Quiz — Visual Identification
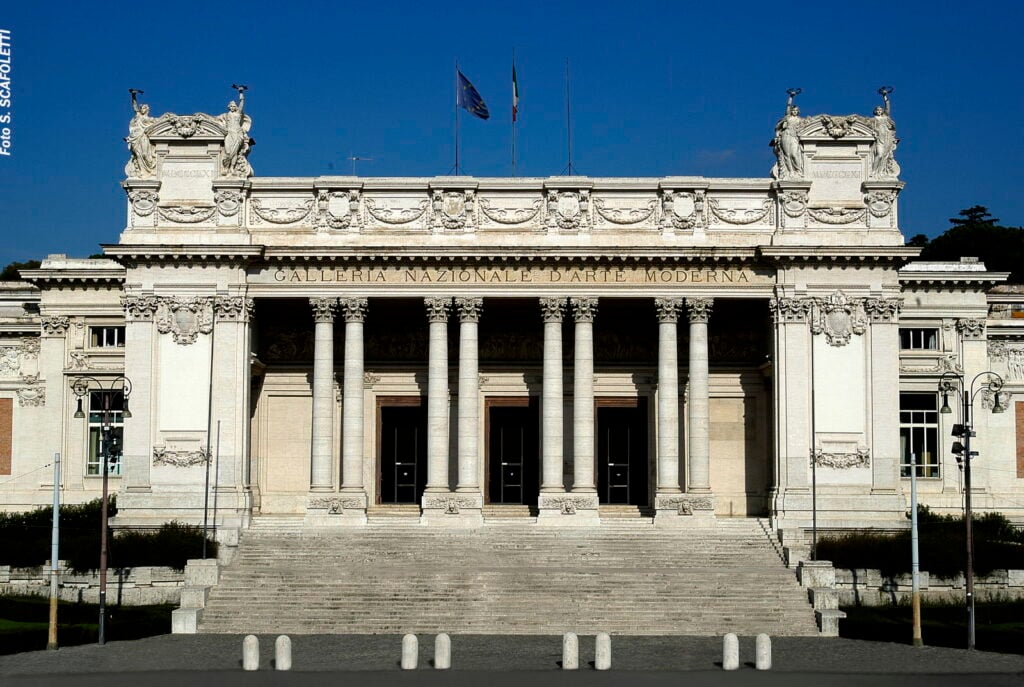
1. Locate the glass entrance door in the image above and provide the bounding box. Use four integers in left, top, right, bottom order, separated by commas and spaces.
597, 398, 649, 505
487, 400, 539, 504
379, 403, 427, 504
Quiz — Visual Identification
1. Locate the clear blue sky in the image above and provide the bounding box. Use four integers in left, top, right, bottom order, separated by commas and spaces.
1, 0, 1022, 265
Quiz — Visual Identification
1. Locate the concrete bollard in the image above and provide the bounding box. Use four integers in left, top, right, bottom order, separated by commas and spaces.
722, 633, 739, 671
434, 633, 451, 670
595, 633, 611, 670
562, 632, 579, 670
401, 634, 418, 670
755, 633, 771, 670
275, 635, 292, 671
242, 634, 259, 671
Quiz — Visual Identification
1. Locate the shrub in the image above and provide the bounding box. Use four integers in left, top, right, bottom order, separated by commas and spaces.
816, 509, 1024, 578
0, 501, 216, 572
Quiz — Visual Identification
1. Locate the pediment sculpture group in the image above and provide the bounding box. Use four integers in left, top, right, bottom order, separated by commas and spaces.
771, 86, 899, 181
125, 85, 253, 179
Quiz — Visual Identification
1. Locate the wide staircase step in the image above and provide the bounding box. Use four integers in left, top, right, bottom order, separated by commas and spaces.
198, 518, 818, 636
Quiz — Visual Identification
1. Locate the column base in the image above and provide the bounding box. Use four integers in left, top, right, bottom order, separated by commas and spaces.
421, 492, 483, 527
536, 492, 600, 525
654, 492, 717, 527
304, 492, 367, 526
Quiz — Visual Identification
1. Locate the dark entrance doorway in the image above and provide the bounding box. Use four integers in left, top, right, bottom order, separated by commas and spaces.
597, 398, 649, 506
486, 398, 539, 505
378, 398, 427, 504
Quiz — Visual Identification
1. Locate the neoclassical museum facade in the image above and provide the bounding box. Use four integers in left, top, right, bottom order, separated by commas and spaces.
1, 92, 1022, 531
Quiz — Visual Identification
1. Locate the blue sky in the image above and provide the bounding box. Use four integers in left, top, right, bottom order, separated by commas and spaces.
0, 0, 1021, 264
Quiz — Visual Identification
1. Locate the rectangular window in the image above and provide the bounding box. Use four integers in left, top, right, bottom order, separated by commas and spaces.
899, 328, 939, 350
90, 326, 126, 348
900, 392, 939, 478
87, 391, 123, 476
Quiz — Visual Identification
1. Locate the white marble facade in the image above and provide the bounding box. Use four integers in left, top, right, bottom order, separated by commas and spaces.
1, 91, 1022, 532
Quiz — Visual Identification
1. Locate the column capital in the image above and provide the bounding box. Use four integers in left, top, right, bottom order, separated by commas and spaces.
425, 297, 452, 323
122, 295, 159, 322
570, 296, 598, 323
655, 297, 684, 323
539, 297, 567, 323
686, 297, 713, 324
455, 297, 483, 323
213, 296, 255, 322
769, 296, 813, 324
339, 297, 369, 323
309, 297, 338, 323
864, 297, 902, 323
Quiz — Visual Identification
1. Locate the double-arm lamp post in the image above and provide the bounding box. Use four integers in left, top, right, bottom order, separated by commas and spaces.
70, 375, 132, 646
938, 370, 1005, 651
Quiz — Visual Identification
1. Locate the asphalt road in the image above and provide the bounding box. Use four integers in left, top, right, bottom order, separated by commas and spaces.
2, 635, 1023, 687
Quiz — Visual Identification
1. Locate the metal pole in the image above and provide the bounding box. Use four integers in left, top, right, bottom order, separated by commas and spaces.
963, 389, 975, 651
910, 453, 922, 647
212, 421, 221, 542
47, 452, 60, 650
98, 396, 110, 645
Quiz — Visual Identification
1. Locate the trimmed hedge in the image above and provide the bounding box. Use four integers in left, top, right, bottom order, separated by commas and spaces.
0, 499, 216, 572
816, 508, 1024, 578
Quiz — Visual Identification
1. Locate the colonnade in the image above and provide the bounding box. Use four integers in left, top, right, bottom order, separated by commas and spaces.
305, 296, 714, 510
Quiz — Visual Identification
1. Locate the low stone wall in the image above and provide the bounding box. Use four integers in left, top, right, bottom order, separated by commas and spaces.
836, 568, 1024, 606
0, 564, 185, 605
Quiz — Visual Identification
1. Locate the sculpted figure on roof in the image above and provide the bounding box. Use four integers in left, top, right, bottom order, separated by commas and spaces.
218, 84, 253, 178
125, 89, 157, 178
869, 86, 899, 179
771, 88, 805, 180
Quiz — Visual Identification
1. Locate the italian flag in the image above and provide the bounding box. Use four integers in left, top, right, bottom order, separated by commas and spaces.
512, 64, 519, 122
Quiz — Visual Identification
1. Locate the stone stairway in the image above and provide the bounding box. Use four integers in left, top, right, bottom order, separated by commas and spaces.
198, 518, 819, 636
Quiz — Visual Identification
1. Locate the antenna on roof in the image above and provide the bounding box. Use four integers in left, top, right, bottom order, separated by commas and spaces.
348, 154, 374, 176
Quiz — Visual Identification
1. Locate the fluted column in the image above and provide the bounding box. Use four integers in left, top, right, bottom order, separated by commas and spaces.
309, 297, 338, 491
339, 298, 367, 494
571, 297, 598, 493
686, 297, 713, 494
424, 297, 451, 493
455, 297, 482, 493
656, 298, 683, 493
540, 298, 567, 492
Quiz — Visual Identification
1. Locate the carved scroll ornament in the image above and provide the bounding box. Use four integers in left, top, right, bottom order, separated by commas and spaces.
812, 449, 871, 469
153, 446, 209, 467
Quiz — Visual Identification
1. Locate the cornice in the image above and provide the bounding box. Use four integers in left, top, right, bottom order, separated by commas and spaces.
101, 244, 265, 265
259, 246, 761, 263
758, 246, 921, 264
20, 269, 126, 285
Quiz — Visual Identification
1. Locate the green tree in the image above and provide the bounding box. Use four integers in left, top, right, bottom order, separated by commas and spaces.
0, 260, 41, 281
919, 206, 1024, 283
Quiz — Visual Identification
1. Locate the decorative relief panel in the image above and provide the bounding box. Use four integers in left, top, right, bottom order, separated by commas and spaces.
422, 496, 479, 514
989, 341, 1024, 381
365, 197, 429, 226
314, 190, 359, 231
900, 354, 963, 375
707, 197, 772, 225
779, 190, 808, 218
431, 190, 474, 231
129, 189, 159, 217
155, 297, 214, 345
660, 190, 701, 230
16, 383, 45, 407
654, 496, 715, 515
810, 291, 867, 347
592, 196, 657, 227
812, 449, 871, 469
478, 197, 542, 226
250, 198, 314, 225
308, 496, 364, 513
214, 189, 244, 217
152, 446, 209, 467
156, 205, 217, 224
0, 346, 20, 377
807, 207, 867, 225
546, 190, 590, 231
956, 319, 985, 341
539, 495, 598, 514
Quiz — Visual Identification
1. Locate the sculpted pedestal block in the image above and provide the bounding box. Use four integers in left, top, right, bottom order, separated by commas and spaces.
420, 492, 483, 527
303, 492, 368, 526
536, 492, 600, 526
654, 494, 717, 528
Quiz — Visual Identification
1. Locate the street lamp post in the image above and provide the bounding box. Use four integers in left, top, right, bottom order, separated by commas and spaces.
70, 375, 132, 646
938, 370, 1005, 651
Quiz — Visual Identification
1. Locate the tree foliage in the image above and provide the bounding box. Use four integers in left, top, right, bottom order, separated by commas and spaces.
0, 260, 41, 281
910, 206, 1024, 283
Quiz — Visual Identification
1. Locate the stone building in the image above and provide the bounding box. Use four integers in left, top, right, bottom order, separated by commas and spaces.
1, 91, 1022, 534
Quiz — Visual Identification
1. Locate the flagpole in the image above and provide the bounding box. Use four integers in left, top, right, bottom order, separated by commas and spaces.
454, 60, 460, 176
564, 57, 575, 175
511, 49, 517, 176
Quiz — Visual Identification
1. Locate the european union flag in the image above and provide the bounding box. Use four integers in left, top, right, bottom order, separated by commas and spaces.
457, 70, 490, 120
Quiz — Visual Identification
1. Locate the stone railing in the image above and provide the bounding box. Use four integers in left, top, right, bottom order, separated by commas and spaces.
836, 568, 1024, 606
0, 564, 184, 605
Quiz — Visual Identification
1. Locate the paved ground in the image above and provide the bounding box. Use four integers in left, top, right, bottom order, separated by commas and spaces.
2, 635, 1024, 686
